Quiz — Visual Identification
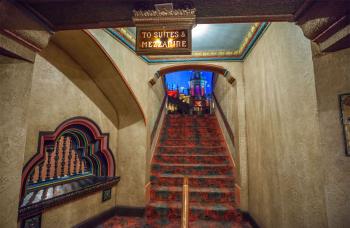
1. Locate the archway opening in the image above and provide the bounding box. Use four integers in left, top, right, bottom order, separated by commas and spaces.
164, 70, 215, 115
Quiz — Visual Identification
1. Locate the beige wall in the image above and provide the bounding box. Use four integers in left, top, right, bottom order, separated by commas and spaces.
25, 53, 118, 227
90, 30, 166, 187
243, 22, 327, 228
312, 46, 350, 228
0, 56, 34, 228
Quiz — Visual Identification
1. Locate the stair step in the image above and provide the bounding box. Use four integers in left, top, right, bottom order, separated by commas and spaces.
151, 163, 233, 176
157, 146, 227, 155
146, 201, 239, 221
150, 186, 235, 203
154, 154, 229, 164
150, 174, 235, 188
159, 139, 223, 147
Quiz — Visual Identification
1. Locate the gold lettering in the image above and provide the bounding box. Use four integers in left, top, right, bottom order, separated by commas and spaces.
182, 41, 187, 48
141, 41, 148, 48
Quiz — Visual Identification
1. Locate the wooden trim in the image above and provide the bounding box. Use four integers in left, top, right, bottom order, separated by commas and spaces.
72, 206, 117, 228
312, 16, 349, 43
213, 94, 235, 146
115, 206, 145, 217
242, 211, 260, 228
73, 206, 145, 228
0, 29, 42, 52
18, 1, 55, 32
0, 47, 30, 62
293, 0, 316, 21
151, 95, 167, 143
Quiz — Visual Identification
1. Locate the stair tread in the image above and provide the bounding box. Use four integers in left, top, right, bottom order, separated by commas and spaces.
157, 145, 226, 148
152, 174, 234, 178
152, 186, 234, 193
156, 154, 227, 157
153, 163, 230, 167
148, 201, 237, 210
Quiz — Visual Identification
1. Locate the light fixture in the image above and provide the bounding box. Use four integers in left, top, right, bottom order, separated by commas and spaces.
192, 24, 208, 38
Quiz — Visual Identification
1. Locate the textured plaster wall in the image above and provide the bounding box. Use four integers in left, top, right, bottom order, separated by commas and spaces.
243, 22, 327, 228
24, 53, 118, 227
90, 30, 166, 196
312, 46, 350, 228
0, 56, 34, 228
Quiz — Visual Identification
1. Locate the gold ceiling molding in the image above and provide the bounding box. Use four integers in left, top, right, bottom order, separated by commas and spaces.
132, 8, 196, 27
133, 9, 196, 17
111, 22, 265, 60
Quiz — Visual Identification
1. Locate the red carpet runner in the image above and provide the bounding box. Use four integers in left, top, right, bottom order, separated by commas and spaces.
145, 114, 247, 227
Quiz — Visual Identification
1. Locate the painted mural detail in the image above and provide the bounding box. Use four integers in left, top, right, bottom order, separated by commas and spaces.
340, 93, 350, 155
19, 117, 118, 220
28, 136, 89, 186
165, 70, 213, 114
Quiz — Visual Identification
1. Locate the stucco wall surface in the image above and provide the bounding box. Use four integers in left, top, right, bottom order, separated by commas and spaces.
0, 57, 34, 228
312, 46, 350, 228
89, 30, 165, 192
243, 22, 327, 228
24, 53, 118, 227
89, 29, 150, 120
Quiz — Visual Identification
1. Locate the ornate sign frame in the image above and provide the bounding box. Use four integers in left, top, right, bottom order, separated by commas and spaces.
132, 8, 196, 55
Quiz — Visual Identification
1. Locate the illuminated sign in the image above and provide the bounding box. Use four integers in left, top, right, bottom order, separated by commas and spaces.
135, 28, 192, 55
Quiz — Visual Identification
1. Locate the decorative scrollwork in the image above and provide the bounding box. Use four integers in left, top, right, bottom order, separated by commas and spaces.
133, 8, 196, 18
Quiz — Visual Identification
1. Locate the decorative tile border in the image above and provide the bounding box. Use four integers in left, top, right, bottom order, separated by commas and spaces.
105, 22, 269, 63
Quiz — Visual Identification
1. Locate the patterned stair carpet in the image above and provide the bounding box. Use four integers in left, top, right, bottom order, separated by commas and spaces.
98, 114, 251, 228
145, 114, 248, 227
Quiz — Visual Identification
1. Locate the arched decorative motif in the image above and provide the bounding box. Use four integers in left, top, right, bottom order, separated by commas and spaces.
20, 117, 116, 198
158, 64, 228, 77
149, 64, 235, 86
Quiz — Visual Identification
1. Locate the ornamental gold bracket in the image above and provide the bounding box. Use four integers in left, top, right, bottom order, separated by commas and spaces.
132, 8, 196, 27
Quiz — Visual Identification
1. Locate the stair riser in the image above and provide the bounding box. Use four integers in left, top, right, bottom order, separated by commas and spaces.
150, 189, 235, 203
151, 166, 233, 176
165, 124, 219, 129
160, 135, 221, 140
157, 147, 226, 155
162, 128, 221, 135
154, 155, 228, 164
146, 206, 239, 221
159, 140, 223, 147
150, 176, 235, 188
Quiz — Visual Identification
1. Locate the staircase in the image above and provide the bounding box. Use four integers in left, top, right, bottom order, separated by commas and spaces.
146, 114, 243, 227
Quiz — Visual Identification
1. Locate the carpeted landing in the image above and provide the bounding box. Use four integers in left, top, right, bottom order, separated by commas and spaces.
99, 114, 251, 228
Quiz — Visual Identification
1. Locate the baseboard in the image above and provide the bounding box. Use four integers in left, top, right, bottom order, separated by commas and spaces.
73, 206, 116, 228
242, 211, 260, 228
73, 206, 145, 228
115, 205, 145, 217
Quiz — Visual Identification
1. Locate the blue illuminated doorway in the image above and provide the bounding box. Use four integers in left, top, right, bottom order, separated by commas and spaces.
164, 70, 214, 114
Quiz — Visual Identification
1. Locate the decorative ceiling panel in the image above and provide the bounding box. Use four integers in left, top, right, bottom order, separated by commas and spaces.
106, 22, 269, 63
